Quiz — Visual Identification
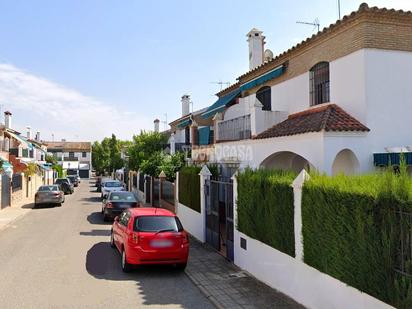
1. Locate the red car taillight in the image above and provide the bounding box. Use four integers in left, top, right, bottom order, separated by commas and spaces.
182, 233, 189, 244
132, 232, 139, 244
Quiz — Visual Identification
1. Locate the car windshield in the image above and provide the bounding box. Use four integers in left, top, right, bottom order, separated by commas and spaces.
105, 182, 121, 188
134, 216, 183, 232
55, 179, 67, 184
38, 186, 59, 192
110, 192, 136, 201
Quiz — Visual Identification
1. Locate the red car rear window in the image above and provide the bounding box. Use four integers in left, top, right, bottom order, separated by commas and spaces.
134, 216, 183, 232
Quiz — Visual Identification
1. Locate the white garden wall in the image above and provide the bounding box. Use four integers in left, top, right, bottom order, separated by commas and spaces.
234, 232, 392, 309
176, 203, 205, 242
232, 170, 393, 309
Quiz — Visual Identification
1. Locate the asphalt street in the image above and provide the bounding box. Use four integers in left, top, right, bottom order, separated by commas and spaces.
0, 180, 214, 309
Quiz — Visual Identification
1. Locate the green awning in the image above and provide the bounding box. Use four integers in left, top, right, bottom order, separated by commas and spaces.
240, 65, 285, 92
198, 126, 211, 145
373, 152, 412, 166
6, 130, 33, 150
201, 89, 241, 119
177, 118, 192, 128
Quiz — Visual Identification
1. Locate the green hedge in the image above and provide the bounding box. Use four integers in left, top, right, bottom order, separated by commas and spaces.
178, 166, 201, 212
302, 171, 412, 307
237, 168, 297, 257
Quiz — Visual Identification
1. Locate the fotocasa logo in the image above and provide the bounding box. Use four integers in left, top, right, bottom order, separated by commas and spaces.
192, 144, 253, 163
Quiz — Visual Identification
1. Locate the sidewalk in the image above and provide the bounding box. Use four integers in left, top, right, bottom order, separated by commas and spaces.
186, 238, 305, 309
0, 199, 34, 232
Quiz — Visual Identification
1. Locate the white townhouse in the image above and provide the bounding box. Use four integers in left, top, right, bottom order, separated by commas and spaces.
191, 3, 412, 176
45, 141, 92, 178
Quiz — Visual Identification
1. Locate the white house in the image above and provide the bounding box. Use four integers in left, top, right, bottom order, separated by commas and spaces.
191, 3, 412, 176
45, 141, 92, 178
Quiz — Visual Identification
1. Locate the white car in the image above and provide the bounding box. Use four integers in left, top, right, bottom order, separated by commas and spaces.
101, 180, 124, 199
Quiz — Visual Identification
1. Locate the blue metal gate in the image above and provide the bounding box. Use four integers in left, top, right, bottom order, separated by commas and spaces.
205, 177, 234, 261
1, 174, 10, 209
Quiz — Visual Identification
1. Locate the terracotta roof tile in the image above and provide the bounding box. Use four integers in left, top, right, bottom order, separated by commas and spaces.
217, 3, 412, 96
254, 104, 369, 140
44, 141, 92, 152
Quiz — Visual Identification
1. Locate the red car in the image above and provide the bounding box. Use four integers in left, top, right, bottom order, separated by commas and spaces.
110, 208, 189, 272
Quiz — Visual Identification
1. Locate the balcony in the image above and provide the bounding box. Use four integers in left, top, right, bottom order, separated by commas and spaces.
64, 157, 78, 161
217, 114, 251, 142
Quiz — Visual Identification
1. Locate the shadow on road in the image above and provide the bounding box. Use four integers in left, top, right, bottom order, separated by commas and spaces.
80, 229, 111, 237
85, 242, 212, 308
87, 212, 111, 225
82, 196, 101, 203
21, 202, 35, 209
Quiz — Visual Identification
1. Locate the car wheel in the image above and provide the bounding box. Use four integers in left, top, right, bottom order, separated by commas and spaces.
176, 263, 187, 271
121, 249, 132, 273
110, 230, 115, 248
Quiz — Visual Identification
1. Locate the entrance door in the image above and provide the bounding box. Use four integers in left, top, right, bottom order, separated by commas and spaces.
206, 180, 220, 251
205, 177, 234, 261
1, 174, 10, 209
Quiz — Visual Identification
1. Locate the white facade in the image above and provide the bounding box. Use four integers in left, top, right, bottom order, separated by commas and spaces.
195, 48, 412, 175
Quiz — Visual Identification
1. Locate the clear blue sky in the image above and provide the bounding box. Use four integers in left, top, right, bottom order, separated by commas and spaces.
0, 0, 409, 141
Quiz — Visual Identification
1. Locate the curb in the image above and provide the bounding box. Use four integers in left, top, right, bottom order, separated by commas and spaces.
185, 269, 225, 309
0, 208, 31, 232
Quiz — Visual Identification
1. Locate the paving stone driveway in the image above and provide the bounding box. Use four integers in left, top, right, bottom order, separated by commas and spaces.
186, 238, 305, 309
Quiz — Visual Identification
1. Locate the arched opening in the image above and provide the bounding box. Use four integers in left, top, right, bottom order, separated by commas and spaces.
256, 86, 271, 111
260, 151, 313, 173
332, 149, 360, 175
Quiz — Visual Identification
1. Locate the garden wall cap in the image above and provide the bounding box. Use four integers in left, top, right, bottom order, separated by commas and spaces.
199, 165, 212, 176
159, 170, 166, 178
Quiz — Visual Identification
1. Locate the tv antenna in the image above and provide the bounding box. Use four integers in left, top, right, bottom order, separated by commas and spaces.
337, 0, 341, 19
296, 18, 320, 32
161, 113, 168, 131
210, 81, 231, 91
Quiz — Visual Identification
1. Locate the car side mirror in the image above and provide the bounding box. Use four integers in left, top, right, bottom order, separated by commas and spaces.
114, 216, 119, 222
102, 199, 107, 204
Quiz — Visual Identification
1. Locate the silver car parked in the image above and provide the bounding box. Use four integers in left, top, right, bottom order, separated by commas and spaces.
34, 185, 65, 208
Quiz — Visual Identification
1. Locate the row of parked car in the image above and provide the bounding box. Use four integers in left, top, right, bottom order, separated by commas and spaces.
34, 175, 81, 208
93, 177, 189, 272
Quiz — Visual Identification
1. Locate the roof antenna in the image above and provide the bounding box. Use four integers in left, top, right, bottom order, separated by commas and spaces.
162, 113, 168, 131
338, 0, 341, 19
210, 80, 231, 91
296, 18, 320, 32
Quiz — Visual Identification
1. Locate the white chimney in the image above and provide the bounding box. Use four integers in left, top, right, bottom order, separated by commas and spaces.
36, 131, 40, 142
247, 28, 265, 70
4, 111, 12, 129
181, 94, 191, 116
26, 126, 32, 140
154, 119, 160, 133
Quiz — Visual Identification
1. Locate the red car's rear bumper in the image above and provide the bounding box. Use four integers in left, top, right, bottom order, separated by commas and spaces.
126, 244, 189, 265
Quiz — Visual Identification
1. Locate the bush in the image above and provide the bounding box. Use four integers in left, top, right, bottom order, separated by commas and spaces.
178, 166, 201, 212
302, 170, 412, 306
237, 168, 297, 257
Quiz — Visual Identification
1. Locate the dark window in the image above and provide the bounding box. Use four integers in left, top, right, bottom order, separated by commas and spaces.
185, 126, 190, 145
69, 152, 75, 158
109, 192, 136, 202
134, 216, 183, 232
310, 62, 330, 106
82, 152, 87, 158
256, 86, 272, 111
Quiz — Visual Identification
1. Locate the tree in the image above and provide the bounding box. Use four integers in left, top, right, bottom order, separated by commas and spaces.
24, 162, 38, 177
128, 131, 168, 171
108, 134, 124, 173
45, 155, 57, 165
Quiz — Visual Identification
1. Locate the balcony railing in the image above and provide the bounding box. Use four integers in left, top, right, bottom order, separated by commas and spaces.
64, 157, 78, 161
217, 114, 251, 142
